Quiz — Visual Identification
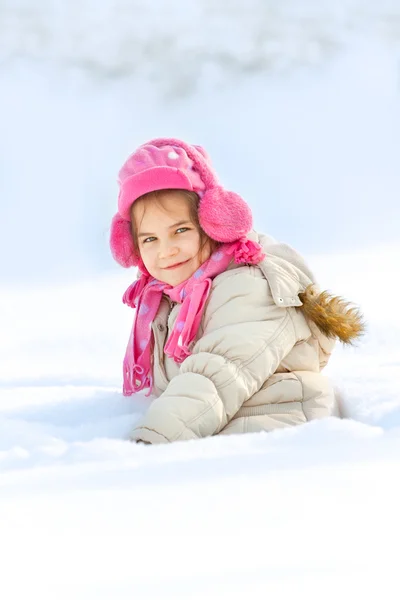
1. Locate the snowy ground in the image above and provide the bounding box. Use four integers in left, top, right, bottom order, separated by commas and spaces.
1, 243, 400, 599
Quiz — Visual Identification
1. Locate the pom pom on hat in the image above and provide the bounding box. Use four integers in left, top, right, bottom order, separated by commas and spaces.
198, 186, 253, 243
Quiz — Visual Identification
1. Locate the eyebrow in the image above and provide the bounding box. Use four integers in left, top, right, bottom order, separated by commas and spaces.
138, 220, 192, 238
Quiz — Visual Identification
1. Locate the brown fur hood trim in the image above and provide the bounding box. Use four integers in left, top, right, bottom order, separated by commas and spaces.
298, 285, 365, 345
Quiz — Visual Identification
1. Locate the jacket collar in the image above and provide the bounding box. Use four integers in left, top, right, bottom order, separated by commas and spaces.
246, 231, 314, 308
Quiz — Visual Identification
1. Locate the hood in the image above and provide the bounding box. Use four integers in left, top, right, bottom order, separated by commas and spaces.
248, 231, 314, 308
249, 231, 365, 345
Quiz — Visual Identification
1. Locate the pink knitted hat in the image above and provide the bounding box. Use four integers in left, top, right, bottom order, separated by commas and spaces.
110, 137, 255, 268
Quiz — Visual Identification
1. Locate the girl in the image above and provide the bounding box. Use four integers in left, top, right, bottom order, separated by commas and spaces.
110, 137, 364, 444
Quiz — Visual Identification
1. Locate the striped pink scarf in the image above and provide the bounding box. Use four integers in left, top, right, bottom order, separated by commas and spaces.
122, 238, 265, 396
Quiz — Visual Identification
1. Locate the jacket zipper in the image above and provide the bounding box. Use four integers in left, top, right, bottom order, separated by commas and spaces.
152, 298, 176, 387
167, 299, 177, 321
152, 321, 169, 387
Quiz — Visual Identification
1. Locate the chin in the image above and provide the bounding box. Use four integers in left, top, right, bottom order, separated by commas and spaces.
164, 274, 188, 286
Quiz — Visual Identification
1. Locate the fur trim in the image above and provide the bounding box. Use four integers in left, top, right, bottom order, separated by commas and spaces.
298, 285, 365, 345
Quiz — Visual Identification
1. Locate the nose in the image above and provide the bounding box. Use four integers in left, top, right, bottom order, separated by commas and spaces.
158, 241, 179, 260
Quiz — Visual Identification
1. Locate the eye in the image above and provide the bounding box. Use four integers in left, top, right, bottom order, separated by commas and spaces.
176, 227, 190, 234
142, 236, 156, 244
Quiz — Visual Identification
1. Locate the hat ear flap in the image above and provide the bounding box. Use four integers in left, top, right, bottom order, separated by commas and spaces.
198, 186, 253, 243
110, 213, 139, 267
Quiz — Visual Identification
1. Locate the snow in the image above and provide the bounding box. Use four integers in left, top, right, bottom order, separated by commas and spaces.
1, 247, 400, 600
2, 1, 400, 598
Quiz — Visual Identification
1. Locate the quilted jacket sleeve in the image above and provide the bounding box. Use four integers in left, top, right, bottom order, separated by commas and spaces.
130, 267, 297, 444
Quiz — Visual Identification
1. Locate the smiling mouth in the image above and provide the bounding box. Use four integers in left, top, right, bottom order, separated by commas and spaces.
163, 260, 189, 270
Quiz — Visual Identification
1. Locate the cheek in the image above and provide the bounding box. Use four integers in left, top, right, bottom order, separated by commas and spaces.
186, 231, 202, 252
139, 245, 157, 266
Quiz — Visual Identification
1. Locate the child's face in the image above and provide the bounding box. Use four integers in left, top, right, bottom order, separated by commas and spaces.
131, 191, 212, 286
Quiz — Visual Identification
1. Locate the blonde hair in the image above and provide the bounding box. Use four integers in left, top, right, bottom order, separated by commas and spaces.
130, 189, 220, 258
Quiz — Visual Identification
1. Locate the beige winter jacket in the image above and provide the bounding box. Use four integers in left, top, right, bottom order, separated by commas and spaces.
130, 232, 363, 444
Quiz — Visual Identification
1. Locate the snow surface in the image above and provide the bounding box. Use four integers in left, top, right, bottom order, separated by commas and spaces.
2, 1, 400, 599
1, 242, 400, 600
